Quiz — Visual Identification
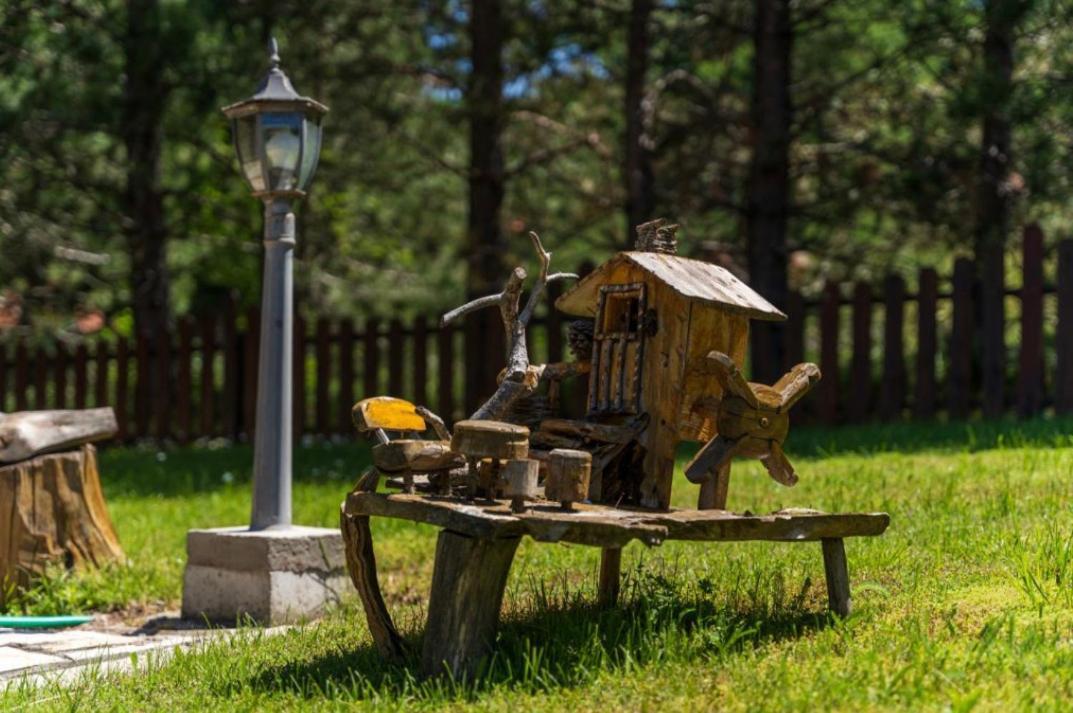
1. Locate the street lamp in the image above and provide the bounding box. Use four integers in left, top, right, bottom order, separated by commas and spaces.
224, 38, 328, 530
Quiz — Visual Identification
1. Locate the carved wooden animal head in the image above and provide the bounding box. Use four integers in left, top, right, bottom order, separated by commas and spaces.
685, 352, 820, 487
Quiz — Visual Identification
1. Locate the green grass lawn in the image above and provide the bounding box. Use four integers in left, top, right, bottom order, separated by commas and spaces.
5, 418, 1073, 710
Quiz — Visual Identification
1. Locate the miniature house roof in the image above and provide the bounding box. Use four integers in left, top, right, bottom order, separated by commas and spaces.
556, 252, 787, 321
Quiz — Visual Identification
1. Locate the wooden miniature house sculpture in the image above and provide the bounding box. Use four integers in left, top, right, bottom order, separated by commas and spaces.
553, 219, 786, 509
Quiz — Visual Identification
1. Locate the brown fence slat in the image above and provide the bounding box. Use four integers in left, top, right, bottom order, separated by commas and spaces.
54, 343, 67, 409
818, 280, 840, 424
948, 258, 974, 419
848, 282, 872, 422
438, 324, 455, 422
95, 340, 109, 409
314, 317, 331, 434
413, 315, 428, 408
914, 268, 938, 419
115, 338, 129, 441
293, 314, 306, 439
14, 342, 27, 411
34, 347, 47, 411
337, 318, 355, 435
156, 327, 172, 441
363, 318, 380, 400
74, 344, 88, 409
981, 248, 1005, 419
222, 297, 240, 439
784, 291, 805, 372
177, 317, 193, 443
388, 318, 404, 397
1018, 224, 1044, 416
1057, 239, 1073, 413
200, 314, 216, 437
243, 307, 260, 441
879, 274, 906, 421
135, 333, 150, 438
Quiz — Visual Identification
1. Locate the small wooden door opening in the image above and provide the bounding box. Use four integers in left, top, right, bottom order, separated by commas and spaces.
589, 284, 645, 415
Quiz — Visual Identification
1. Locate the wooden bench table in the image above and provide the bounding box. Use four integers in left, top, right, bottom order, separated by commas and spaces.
340, 491, 889, 678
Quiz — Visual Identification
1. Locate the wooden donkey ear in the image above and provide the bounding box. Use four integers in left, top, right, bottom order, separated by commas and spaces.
707, 351, 760, 409
771, 363, 821, 411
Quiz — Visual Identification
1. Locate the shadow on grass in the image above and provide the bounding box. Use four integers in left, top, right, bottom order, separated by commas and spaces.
240, 580, 833, 702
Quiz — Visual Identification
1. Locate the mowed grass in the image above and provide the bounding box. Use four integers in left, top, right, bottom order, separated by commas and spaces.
4, 417, 1073, 710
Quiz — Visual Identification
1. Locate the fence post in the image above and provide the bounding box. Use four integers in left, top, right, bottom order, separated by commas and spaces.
388, 318, 405, 398
413, 315, 428, 407
880, 275, 906, 421
363, 318, 381, 401
948, 258, 973, 419
818, 280, 840, 424
177, 317, 193, 444
848, 282, 872, 423
437, 324, 455, 423
914, 268, 938, 419
547, 282, 564, 364
1057, 239, 1073, 414
156, 326, 172, 441
293, 314, 306, 440
783, 290, 805, 371
54, 343, 68, 409
200, 313, 216, 438
1017, 224, 1044, 417
115, 338, 129, 441
94, 340, 108, 409
223, 295, 240, 440
981, 248, 1005, 419
337, 319, 355, 435
0, 343, 6, 412
134, 333, 150, 437
74, 344, 88, 410
14, 342, 28, 411
315, 317, 331, 436
34, 346, 48, 411
243, 306, 260, 442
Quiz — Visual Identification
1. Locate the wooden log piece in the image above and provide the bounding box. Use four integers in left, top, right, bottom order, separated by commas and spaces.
421, 530, 520, 679
450, 420, 530, 460
0, 408, 118, 464
339, 506, 406, 661
598, 546, 622, 607
371, 440, 462, 474
503, 459, 539, 513
0, 445, 123, 600
545, 448, 591, 510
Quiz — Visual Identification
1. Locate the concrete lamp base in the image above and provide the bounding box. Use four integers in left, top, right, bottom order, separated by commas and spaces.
181, 526, 348, 625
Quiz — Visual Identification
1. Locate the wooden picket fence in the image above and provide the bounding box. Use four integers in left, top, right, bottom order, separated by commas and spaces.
0, 225, 1069, 443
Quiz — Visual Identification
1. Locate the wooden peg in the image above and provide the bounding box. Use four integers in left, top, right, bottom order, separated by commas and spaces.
503, 459, 539, 513
545, 448, 591, 511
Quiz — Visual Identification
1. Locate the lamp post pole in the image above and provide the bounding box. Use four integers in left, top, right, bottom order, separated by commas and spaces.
251, 198, 295, 529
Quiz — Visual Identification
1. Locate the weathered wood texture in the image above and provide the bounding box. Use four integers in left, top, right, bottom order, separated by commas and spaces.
0, 445, 123, 599
821, 537, 851, 617
345, 492, 890, 549
421, 530, 520, 678
598, 546, 622, 608
339, 507, 406, 660
0, 408, 118, 464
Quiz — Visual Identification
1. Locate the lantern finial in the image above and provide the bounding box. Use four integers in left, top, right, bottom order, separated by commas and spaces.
268, 37, 280, 70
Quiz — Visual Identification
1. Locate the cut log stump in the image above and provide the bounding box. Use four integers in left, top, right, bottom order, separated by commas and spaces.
0, 445, 123, 599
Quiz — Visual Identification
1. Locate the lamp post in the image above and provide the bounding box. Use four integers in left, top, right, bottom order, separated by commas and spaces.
181, 38, 344, 625
223, 39, 327, 530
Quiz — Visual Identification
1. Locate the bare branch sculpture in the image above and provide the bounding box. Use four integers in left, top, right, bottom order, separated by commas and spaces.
441, 232, 579, 420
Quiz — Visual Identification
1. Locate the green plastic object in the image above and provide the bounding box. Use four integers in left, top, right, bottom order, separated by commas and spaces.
0, 615, 92, 629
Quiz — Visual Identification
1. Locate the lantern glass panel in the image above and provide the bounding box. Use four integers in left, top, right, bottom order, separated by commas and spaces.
234, 115, 265, 193
297, 116, 322, 191
261, 112, 303, 191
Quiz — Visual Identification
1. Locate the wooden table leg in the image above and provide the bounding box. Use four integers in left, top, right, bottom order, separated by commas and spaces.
821, 537, 851, 617
421, 530, 520, 679
697, 462, 731, 510
598, 547, 622, 607
340, 507, 406, 660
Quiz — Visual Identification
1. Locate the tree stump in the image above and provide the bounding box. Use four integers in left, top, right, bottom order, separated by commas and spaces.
0, 444, 124, 599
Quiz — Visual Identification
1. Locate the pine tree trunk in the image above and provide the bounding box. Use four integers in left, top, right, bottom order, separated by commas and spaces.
746, 0, 793, 383
0, 445, 124, 601
624, 0, 655, 245
465, 0, 507, 414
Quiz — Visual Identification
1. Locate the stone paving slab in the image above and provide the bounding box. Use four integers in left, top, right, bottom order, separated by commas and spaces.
0, 614, 290, 688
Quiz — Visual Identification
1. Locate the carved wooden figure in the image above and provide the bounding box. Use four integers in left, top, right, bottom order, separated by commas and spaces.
544, 448, 591, 510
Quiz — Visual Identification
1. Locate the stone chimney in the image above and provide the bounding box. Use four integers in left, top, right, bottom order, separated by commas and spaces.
634, 218, 679, 255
